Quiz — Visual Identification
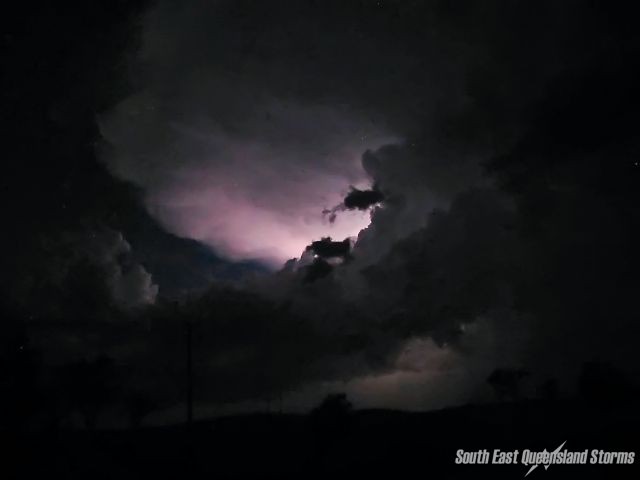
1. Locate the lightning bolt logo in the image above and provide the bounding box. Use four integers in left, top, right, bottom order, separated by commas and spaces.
524, 441, 567, 477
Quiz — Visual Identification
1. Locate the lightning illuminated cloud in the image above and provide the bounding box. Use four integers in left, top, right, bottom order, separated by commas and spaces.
100, 92, 396, 266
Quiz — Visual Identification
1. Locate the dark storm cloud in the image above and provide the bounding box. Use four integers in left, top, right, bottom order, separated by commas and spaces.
323, 185, 384, 223
98, 0, 403, 264
100, 0, 594, 268
343, 186, 385, 211
4, 0, 640, 415
105, 0, 588, 264
74, 229, 159, 310
306, 237, 351, 260
0, 2, 153, 315
231, 0, 640, 405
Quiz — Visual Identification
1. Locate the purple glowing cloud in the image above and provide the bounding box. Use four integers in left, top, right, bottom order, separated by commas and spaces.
100, 93, 397, 265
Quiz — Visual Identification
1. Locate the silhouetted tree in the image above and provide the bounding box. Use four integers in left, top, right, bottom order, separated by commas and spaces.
311, 392, 353, 417
578, 361, 632, 407
309, 392, 354, 453
487, 368, 530, 401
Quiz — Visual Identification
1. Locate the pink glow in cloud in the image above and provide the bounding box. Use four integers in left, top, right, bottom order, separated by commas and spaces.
100, 93, 397, 266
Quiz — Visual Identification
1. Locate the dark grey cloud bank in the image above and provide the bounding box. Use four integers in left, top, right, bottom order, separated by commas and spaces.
3, 1, 640, 419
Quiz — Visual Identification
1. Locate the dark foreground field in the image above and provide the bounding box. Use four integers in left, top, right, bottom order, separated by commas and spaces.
6, 400, 640, 479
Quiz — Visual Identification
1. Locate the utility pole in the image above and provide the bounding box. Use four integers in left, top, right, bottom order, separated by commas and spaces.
186, 320, 193, 425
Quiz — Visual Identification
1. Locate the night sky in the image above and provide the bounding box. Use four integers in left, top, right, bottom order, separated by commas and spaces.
2, 0, 640, 424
